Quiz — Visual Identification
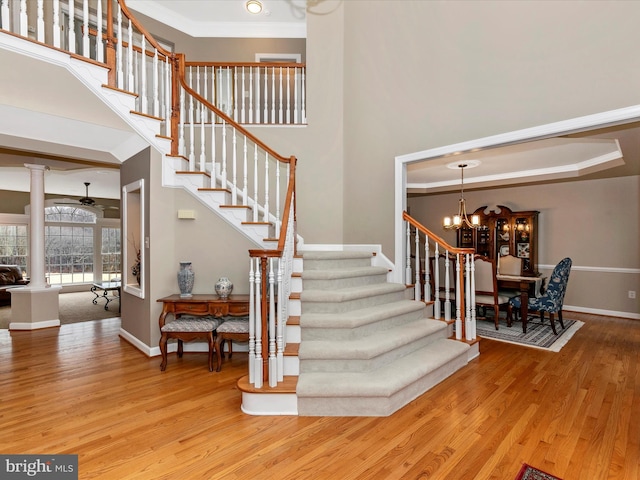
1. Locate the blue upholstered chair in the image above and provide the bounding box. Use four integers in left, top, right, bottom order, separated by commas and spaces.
510, 257, 572, 335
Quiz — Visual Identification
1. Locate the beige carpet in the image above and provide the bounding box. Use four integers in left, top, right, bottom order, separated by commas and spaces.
0, 291, 120, 329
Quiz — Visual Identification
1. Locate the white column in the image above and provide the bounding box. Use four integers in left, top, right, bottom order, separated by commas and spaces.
25, 163, 48, 288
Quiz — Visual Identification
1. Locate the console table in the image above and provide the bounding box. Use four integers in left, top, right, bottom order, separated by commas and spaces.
156, 294, 250, 371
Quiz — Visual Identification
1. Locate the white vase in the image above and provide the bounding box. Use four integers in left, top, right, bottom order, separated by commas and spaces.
178, 262, 195, 298
215, 277, 233, 299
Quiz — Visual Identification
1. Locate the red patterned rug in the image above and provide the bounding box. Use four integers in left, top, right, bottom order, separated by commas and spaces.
515, 463, 562, 480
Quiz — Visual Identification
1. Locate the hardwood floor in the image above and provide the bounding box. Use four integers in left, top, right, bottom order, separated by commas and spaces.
1, 312, 638, 479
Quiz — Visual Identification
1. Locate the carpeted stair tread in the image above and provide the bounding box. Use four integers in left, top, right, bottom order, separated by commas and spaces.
296, 338, 469, 398
301, 282, 405, 303
299, 318, 447, 360
300, 299, 425, 330
301, 266, 389, 280
302, 251, 373, 260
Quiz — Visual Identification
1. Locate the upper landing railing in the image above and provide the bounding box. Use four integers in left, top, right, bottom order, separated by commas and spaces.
0, 0, 299, 388
0, 0, 306, 126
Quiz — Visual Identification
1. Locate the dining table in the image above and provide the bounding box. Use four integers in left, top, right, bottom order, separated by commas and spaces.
496, 274, 546, 333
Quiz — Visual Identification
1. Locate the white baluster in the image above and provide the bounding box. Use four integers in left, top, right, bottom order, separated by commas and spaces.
424, 239, 431, 302
221, 121, 227, 188
203, 67, 208, 123
268, 259, 277, 387
241, 66, 246, 124
444, 251, 451, 321
263, 152, 269, 223
254, 259, 263, 388
36, 0, 44, 43
153, 49, 159, 117
301, 67, 306, 123
242, 137, 248, 206
275, 160, 281, 238
231, 129, 237, 205
455, 254, 462, 340
255, 66, 261, 124
293, 68, 299, 124
139, 36, 147, 112
1, 0, 10, 31
233, 66, 238, 122
82, 0, 89, 57
263, 66, 269, 123
434, 245, 441, 320
468, 254, 476, 341
405, 221, 412, 285
199, 104, 206, 172
286, 67, 291, 124
126, 19, 133, 91
248, 258, 255, 383
95, 0, 103, 62
211, 111, 217, 183
19, 0, 27, 37
68, 0, 75, 52
165, 58, 171, 136
179, 88, 185, 156
270, 67, 275, 122
248, 66, 254, 123
278, 66, 283, 124
276, 259, 284, 381
195, 66, 201, 124
253, 144, 259, 222
188, 92, 195, 170
414, 228, 421, 301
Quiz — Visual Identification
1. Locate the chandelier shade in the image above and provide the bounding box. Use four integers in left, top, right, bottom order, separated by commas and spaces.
443, 163, 480, 230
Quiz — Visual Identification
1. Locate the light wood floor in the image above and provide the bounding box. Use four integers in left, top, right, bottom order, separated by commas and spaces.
1, 312, 638, 480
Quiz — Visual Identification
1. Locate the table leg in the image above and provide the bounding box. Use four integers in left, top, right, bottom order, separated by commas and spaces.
102, 289, 110, 310
91, 285, 99, 304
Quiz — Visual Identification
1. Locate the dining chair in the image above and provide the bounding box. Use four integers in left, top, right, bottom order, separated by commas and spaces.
497, 254, 523, 300
509, 257, 572, 335
474, 255, 512, 329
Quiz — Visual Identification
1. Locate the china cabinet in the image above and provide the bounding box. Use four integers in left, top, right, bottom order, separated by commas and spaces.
456, 205, 539, 276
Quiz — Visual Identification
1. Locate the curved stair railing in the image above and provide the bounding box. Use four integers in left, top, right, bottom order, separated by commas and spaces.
1, 0, 298, 388
403, 211, 477, 342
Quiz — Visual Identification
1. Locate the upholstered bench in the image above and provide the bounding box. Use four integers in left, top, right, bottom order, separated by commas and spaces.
215, 316, 250, 372
159, 315, 224, 372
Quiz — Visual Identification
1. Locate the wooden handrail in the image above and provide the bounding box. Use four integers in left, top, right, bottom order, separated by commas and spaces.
176, 57, 293, 165
185, 61, 306, 69
402, 211, 474, 256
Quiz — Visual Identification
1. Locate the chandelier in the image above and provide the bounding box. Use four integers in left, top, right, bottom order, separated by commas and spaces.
443, 163, 480, 230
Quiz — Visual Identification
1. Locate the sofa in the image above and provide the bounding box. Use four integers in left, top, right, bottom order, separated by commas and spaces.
0, 265, 29, 307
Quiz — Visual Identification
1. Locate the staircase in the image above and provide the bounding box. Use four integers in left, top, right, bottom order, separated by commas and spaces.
0, 0, 480, 417
295, 251, 471, 416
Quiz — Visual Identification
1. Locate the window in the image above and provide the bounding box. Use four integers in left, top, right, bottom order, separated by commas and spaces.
0, 224, 28, 276
0, 206, 121, 286
101, 227, 121, 282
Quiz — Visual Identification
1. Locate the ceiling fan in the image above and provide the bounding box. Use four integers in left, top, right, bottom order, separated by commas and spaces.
55, 182, 118, 209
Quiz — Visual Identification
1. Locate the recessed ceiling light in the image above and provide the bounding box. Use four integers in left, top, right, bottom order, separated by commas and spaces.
246, 0, 262, 14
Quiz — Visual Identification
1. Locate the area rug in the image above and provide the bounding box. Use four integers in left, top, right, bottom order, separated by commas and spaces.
476, 316, 583, 352
0, 291, 120, 329
515, 463, 562, 480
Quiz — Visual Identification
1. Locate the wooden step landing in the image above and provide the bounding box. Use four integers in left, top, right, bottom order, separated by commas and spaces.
237, 375, 298, 394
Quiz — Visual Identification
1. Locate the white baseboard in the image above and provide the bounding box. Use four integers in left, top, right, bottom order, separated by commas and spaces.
564, 305, 640, 320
